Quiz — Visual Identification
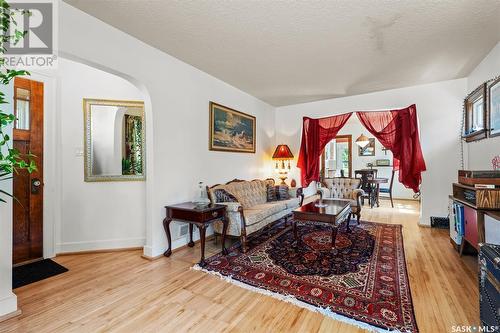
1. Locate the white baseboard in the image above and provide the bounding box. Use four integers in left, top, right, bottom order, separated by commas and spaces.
148, 227, 215, 258
0, 292, 17, 317
142, 245, 153, 258
57, 237, 145, 254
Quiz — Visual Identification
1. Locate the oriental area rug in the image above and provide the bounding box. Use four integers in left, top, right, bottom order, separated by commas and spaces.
193, 219, 418, 333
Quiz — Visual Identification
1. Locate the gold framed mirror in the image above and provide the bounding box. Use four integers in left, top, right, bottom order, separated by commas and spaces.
83, 98, 145, 182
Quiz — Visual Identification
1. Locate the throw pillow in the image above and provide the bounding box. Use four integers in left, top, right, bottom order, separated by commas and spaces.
266, 184, 278, 202
213, 189, 238, 203
276, 185, 290, 200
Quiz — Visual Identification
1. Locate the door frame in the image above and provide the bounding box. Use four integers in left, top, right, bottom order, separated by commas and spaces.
320, 134, 353, 180
19, 72, 60, 259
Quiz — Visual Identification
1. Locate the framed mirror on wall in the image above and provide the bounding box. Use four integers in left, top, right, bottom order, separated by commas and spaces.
83, 99, 145, 182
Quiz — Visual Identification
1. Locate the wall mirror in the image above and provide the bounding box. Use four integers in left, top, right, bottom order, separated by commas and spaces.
84, 99, 145, 182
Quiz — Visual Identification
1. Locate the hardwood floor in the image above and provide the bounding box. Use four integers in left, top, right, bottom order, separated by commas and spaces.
1, 200, 479, 333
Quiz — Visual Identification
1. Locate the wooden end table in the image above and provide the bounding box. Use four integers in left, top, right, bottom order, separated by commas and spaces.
163, 202, 228, 266
292, 199, 352, 248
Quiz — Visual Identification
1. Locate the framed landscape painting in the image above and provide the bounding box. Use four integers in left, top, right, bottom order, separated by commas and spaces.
489, 77, 500, 137
209, 102, 256, 153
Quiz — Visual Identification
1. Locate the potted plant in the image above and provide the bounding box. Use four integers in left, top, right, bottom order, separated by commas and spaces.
0, 0, 37, 202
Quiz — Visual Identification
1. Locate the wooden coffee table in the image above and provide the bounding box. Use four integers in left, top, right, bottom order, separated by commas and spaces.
292, 199, 352, 248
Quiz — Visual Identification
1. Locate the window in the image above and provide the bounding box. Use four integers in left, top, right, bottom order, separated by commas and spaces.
321, 135, 352, 180
15, 87, 30, 130
472, 98, 484, 131
464, 83, 487, 142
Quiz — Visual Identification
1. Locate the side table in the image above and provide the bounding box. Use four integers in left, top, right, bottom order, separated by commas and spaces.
163, 202, 228, 266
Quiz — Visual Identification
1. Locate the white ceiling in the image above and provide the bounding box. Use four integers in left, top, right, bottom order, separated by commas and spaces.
64, 0, 500, 106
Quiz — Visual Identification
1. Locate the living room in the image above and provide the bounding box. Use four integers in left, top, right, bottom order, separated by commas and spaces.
0, 1, 499, 332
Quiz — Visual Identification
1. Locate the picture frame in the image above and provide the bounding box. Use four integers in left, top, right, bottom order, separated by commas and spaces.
83, 98, 146, 182
358, 138, 375, 156
463, 83, 487, 142
209, 101, 256, 153
488, 77, 500, 138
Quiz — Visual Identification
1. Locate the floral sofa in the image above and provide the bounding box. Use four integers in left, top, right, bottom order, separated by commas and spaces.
208, 179, 307, 252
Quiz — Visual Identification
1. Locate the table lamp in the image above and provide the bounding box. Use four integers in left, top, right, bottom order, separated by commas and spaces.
272, 144, 294, 185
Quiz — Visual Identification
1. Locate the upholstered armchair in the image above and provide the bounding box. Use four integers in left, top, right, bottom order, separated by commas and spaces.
318, 178, 364, 224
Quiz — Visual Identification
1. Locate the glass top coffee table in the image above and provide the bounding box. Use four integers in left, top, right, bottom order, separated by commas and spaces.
292, 199, 352, 248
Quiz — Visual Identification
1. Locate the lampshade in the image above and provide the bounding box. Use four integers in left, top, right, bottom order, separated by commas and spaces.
272, 144, 294, 159
355, 134, 370, 148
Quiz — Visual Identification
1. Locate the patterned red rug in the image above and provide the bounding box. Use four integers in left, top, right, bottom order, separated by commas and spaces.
194, 218, 418, 333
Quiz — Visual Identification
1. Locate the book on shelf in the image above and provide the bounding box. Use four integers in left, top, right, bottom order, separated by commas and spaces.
474, 184, 497, 189
459, 170, 500, 178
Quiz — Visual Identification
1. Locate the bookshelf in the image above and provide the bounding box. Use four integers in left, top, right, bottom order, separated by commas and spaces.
451, 181, 500, 255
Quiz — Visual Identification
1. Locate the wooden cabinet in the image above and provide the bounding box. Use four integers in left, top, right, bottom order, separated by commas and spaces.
452, 182, 500, 210
451, 182, 498, 255
450, 176, 500, 257
463, 206, 479, 249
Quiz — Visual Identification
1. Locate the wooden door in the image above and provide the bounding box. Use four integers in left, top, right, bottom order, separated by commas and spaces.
12, 77, 44, 265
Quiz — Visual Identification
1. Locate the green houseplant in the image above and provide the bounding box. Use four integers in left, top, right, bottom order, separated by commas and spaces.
0, 0, 36, 202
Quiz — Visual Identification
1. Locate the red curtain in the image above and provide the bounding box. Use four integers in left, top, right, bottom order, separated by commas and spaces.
356, 104, 426, 193
297, 113, 353, 186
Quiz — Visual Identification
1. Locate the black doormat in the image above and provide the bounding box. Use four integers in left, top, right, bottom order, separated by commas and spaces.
13, 259, 68, 289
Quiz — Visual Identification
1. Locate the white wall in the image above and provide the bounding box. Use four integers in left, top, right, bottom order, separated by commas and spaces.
465, 41, 500, 169
59, 3, 275, 258
275, 79, 467, 226
57, 58, 146, 253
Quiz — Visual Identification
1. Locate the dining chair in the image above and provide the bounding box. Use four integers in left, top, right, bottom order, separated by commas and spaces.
379, 170, 396, 208
354, 169, 377, 206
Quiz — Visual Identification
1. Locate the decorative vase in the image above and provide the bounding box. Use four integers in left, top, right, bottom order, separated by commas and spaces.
194, 182, 210, 207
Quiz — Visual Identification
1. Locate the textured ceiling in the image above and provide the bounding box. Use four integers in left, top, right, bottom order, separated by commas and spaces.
64, 0, 500, 106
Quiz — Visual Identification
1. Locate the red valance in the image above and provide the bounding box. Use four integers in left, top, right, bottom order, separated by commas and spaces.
356, 105, 426, 193
297, 104, 426, 193
296, 112, 353, 186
